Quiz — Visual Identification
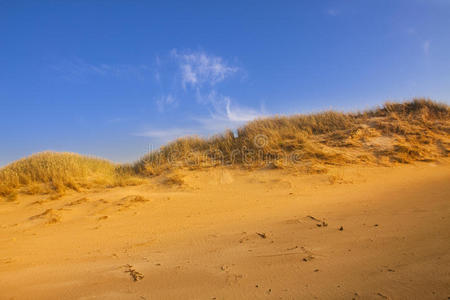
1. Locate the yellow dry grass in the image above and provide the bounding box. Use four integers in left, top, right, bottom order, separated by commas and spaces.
134, 99, 449, 174
0, 152, 143, 199
1, 99, 449, 200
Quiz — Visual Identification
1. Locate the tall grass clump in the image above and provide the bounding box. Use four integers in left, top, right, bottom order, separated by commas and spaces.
134, 99, 449, 173
0, 152, 143, 199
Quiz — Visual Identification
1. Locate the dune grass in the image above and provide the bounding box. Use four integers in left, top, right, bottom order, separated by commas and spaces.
0, 152, 142, 199
1, 99, 449, 200
134, 99, 449, 174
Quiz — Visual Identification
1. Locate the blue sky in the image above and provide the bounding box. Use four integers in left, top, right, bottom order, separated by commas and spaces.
1, 0, 449, 166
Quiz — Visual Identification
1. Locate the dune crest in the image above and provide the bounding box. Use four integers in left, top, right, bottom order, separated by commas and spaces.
1, 99, 449, 201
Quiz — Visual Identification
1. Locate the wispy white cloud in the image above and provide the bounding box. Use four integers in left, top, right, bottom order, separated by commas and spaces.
152, 50, 241, 110
225, 98, 261, 122
142, 49, 263, 140
171, 49, 238, 89
211, 96, 261, 123
194, 96, 265, 132
156, 94, 177, 112
136, 97, 264, 141
195, 90, 263, 123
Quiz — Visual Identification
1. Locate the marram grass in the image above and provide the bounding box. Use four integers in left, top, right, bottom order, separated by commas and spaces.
1, 99, 449, 200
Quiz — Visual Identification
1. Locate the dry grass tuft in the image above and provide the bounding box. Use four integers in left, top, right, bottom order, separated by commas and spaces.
0, 152, 143, 200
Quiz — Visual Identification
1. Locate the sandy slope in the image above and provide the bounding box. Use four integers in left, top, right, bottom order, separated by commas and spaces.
0, 163, 449, 299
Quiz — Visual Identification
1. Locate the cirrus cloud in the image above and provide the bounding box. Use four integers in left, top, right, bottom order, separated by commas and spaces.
171, 49, 238, 89
143, 49, 264, 141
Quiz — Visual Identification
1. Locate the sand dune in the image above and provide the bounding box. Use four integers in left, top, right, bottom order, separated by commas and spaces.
1, 162, 449, 299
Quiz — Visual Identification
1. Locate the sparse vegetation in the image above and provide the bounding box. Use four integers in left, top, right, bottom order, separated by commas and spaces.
1, 99, 449, 201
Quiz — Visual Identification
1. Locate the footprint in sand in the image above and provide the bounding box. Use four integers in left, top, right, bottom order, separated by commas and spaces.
64, 197, 89, 207
29, 209, 61, 224
239, 232, 271, 243
29, 199, 48, 206
115, 195, 148, 211
376, 292, 389, 299
0, 257, 14, 264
